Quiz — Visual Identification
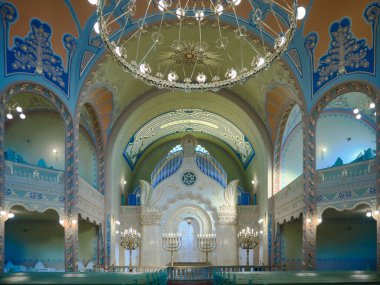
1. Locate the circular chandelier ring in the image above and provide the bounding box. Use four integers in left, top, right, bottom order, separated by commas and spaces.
96, 0, 298, 92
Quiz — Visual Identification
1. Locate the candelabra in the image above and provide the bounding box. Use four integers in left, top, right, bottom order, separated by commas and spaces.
162, 233, 182, 266
120, 227, 141, 272
197, 233, 217, 264
237, 227, 258, 266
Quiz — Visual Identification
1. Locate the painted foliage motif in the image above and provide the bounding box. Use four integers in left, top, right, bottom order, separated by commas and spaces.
6, 19, 70, 94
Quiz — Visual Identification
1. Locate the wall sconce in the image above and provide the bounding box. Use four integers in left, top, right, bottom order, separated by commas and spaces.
59, 217, 77, 226
116, 220, 121, 225
306, 218, 312, 223
0, 208, 15, 219
320, 148, 326, 160
353, 101, 376, 120
251, 179, 256, 185
317, 218, 322, 224
366, 210, 372, 218
52, 149, 59, 161
374, 209, 379, 216
5, 101, 26, 120
258, 218, 264, 224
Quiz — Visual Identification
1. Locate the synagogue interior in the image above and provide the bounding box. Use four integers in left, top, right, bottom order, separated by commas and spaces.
0, 0, 379, 284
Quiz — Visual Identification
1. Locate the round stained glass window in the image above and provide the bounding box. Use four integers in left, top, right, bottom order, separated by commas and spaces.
182, 172, 196, 186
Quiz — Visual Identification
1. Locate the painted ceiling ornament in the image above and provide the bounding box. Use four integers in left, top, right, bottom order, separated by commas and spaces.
93, 0, 298, 92
309, 16, 374, 94
7, 19, 69, 94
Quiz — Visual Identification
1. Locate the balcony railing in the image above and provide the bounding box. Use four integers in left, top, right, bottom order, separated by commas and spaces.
4, 161, 104, 225
78, 177, 104, 225
5, 160, 64, 184
274, 159, 376, 222
317, 159, 375, 183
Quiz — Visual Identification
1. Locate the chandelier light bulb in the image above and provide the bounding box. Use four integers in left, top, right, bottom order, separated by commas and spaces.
297, 6, 306, 20
114, 46, 122, 57
215, 4, 224, 15
317, 218, 322, 224
7, 212, 15, 219
279, 36, 286, 47
196, 73, 207, 83
6, 113, 13, 119
168, 71, 178, 82
353, 108, 359, 114
176, 8, 185, 19
139, 63, 151, 74
195, 10, 204, 21
257, 57, 265, 67
369, 102, 375, 109
355, 114, 362, 120
88, 0, 98, 5
94, 22, 100, 34
366, 211, 372, 218
59, 219, 64, 225
158, 0, 169, 12
20, 113, 26, 119
16, 106, 22, 112
226, 68, 237, 79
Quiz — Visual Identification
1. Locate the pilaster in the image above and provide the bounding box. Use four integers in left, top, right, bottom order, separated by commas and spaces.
64, 118, 79, 272
376, 91, 380, 271
302, 113, 317, 270
140, 208, 162, 266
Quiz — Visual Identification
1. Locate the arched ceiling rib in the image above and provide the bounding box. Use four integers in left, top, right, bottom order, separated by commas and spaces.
123, 109, 255, 170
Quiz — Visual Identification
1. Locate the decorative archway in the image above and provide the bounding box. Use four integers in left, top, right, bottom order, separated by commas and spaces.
302, 81, 379, 270
0, 82, 77, 272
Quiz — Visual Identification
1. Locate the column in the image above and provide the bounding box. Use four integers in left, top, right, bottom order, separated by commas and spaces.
140, 211, 162, 266
0, 92, 5, 273
215, 223, 238, 265
64, 120, 79, 272
302, 114, 317, 270
376, 93, 380, 271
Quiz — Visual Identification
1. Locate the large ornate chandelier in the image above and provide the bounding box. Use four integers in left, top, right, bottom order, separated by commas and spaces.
91, 0, 302, 91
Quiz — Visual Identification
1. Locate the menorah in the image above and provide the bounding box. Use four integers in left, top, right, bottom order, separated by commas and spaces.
237, 227, 258, 266
162, 233, 182, 266
120, 227, 141, 272
197, 233, 217, 264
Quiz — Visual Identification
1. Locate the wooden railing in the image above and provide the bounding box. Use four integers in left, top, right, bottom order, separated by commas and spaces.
168, 265, 285, 280
92, 265, 285, 281
92, 265, 165, 273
